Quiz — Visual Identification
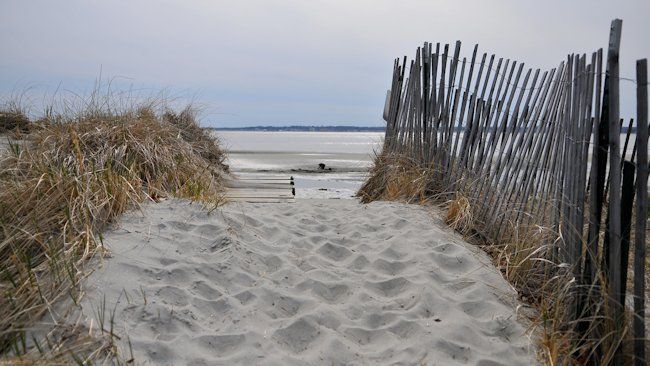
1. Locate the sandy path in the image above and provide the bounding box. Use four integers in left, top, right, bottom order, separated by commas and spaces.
65, 199, 536, 365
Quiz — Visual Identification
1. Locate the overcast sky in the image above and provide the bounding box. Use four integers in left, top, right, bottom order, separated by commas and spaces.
1, 0, 648, 127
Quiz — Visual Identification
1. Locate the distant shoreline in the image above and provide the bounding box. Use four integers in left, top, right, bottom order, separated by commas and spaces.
209, 126, 385, 132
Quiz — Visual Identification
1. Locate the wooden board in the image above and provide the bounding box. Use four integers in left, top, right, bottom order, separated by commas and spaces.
224, 176, 295, 203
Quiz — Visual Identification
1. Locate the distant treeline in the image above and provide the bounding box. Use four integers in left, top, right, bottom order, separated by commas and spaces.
209, 125, 385, 132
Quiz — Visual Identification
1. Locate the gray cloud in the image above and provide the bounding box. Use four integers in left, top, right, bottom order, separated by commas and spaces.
1, 0, 648, 126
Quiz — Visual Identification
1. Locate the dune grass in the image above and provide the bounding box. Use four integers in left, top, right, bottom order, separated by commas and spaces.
0, 105, 32, 135
358, 150, 637, 365
358, 152, 435, 204
0, 100, 227, 363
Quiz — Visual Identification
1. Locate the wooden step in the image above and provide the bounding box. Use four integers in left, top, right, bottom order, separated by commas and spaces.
224, 175, 295, 203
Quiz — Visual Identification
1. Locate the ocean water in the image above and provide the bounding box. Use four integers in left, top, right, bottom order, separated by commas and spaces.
214, 131, 385, 198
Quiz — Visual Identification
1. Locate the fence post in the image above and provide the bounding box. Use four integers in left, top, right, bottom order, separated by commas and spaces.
604, 18, 623, 365
619, 160, 635, 308
633, 58, 647, 366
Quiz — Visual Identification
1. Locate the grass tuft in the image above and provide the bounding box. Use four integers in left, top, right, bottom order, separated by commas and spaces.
0, 105, 32, 135
163, 107, 229, 171
445, 193, 472, 234
358, 152, 436, 204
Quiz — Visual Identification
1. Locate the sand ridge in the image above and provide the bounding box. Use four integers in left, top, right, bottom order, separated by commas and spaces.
65, 199, 536, 365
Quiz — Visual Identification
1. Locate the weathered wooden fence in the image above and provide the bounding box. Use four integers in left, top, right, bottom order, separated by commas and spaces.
380, 19, 647, 365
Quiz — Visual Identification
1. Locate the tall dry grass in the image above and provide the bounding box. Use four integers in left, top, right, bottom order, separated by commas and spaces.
0, 105, 32, 135
0, 100, 227, 362
358, 151, 634, 365
358, 152, 438, 204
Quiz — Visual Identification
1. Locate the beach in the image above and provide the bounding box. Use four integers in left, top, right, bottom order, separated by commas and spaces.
54, 198, 536, 365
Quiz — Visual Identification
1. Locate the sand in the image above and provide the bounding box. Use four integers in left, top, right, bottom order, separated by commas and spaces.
0, 134, 17, 155
43, 199, 537, 365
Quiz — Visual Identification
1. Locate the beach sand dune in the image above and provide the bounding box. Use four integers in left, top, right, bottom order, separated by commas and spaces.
60, 199, 536, 365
